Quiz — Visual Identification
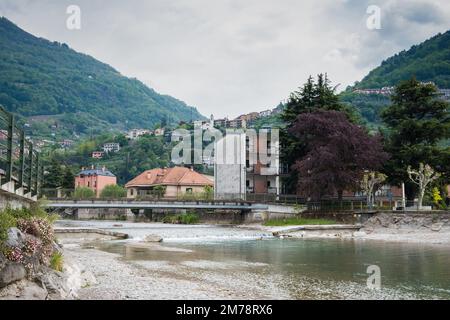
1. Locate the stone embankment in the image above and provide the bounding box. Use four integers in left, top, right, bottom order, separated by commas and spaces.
0, 227, 97, 300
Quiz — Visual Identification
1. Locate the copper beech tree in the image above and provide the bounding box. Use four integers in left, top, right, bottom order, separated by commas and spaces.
289, 110, 389, 200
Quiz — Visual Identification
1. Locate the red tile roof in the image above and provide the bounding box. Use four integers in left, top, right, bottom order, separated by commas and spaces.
125, 167, 213, 188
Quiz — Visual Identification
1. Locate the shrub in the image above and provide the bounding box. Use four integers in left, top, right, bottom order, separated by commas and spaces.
17, 217, 54, 246
50, 252, 64, 272
0, 211, 17, 242
73, 187, 95, 199
202, 186, 214, 200
1, 206, 59, 274
153, 185, 166, 199
162, 213, 199, 224
181, 213, 199, 224
100, 184, 127, 199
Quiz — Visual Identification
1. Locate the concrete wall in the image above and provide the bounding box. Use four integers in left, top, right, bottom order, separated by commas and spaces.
0, 192, 32, 210
0, 182, 34, 210
214, 132, 246, 200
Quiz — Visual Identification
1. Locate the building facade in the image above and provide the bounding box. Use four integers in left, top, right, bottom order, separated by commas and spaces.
103, 142, 120, 153
214, 129, 280, 200
75, 167, 117, 197
127, 129, 152, 140
125, 166, 213, 199
92, 151, 104, 159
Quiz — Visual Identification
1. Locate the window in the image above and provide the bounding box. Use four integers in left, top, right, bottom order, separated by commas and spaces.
186, 188, 193, 194
267, 181, 271, 188
87, 181, 90, 187
130, 189, 134, 196
246, 180, 250, 187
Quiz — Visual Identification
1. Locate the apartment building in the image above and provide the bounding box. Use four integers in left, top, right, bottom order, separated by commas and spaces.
214, 129, 280, 200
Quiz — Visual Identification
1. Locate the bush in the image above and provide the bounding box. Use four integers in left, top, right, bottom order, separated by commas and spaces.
180, 213, 200, 224
50, 252, 64, 272
100, 184, 127, 199
73, 187, 95, 199
0, 211, 17, 243
162, 213, 199, 224
152, 185, 166, 199
1, 206, 58, 269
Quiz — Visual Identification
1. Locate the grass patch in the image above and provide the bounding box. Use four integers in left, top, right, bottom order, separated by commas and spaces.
263, 217, 337, 227
50, 252, 64, 272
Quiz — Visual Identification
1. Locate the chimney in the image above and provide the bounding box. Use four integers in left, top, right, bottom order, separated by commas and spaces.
102, 166, 106, 172
190, 167, 194, 172
91, 164, 94, 170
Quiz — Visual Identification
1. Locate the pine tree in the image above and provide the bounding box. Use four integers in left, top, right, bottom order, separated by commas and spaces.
43, 159, 64, 189
61, 166, 75, 189
280, 74, 358, 193
381, 77, 450, 199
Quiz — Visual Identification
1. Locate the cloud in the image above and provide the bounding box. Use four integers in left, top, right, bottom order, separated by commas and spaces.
1, 0, 450, 118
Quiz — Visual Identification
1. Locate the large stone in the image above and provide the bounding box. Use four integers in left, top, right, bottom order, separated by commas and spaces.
0, 280, 48, 300
37, 269, 71, 300
0, 262, 27, 288
5, 228, 27, 248
431, 223, 443, 232
144, 234, 163, 242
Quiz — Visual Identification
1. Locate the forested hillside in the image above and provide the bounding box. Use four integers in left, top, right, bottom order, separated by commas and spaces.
0, 17, 204, 139
355, 30, 450, 89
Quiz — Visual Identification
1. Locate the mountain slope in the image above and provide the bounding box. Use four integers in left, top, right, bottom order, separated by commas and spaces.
0, 17, 204, 137
356, 30, 450, 89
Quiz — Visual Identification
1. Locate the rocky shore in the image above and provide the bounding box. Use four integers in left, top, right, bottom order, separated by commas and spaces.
0, 227, 96, 300
244, 212, 450, 245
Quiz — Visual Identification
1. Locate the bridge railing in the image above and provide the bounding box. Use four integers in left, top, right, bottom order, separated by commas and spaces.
40, 187, 410, 211
0, 106, 43, 197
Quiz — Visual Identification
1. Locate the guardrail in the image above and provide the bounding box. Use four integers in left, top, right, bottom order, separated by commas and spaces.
0, 106, 43, 197
40, 188, 425, 211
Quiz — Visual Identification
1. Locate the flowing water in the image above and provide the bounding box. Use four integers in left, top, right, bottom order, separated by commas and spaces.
56, 220, 450, 299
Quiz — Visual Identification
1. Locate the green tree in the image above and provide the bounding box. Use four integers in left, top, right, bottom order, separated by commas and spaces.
280, 74, 358, 193
100, 184, 127, 199
61, 166, 74, 189
73, 187, 95, 199
381, 78, 450, 199
43, 159, 64, 188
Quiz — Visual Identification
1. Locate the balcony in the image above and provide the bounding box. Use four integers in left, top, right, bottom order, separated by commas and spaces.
260, 166, 278, 176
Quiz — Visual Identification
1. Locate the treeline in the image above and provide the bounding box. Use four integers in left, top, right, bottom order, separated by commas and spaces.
280, 74, 450, 208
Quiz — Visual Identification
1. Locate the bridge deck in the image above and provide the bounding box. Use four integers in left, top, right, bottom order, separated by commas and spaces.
47, 200, 268, 210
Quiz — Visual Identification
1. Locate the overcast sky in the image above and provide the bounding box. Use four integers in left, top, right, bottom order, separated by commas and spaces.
1, 0, 450, 118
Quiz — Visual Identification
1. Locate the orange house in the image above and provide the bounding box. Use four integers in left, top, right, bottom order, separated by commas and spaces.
75, 167, 117, 197
125, 166, 213, 199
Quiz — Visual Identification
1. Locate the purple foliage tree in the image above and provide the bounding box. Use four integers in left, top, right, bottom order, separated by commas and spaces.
289, 110, 389, 200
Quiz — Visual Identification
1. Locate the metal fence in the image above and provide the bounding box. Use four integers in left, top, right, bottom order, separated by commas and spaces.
0, 106, 43, 197
40, 187, 429, 212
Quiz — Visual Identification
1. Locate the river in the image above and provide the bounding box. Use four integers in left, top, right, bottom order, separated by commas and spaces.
56, 220, 450, 300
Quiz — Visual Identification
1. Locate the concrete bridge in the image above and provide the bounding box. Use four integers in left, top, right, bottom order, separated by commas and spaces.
46, 199, 269, 221
46, 199, 268, 211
